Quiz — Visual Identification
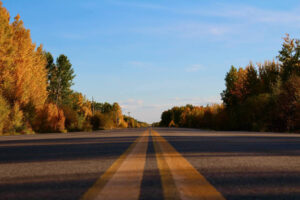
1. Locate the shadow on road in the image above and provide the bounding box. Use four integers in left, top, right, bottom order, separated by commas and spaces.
0, 137, 138, 163
156, 131, 300, 200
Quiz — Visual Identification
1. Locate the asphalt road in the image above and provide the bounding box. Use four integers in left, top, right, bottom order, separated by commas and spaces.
0, 128, 300, 200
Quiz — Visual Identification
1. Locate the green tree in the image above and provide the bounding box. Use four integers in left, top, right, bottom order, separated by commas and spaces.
160, 110, 172, 126
278, 34, 300, 82
277, 75, 300, 131
245, 64, 260, 97
258, 61, 280, 94
101, 102, 113, 113
46, 54, 75, 105
221, 66, 238, 107
45, 52, 55, 85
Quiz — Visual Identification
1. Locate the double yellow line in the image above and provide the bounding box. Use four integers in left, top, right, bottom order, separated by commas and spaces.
152, 129, 225, 200
81, 129, 225, 200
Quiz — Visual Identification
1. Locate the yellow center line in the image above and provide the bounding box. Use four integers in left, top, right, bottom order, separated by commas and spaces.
152, 129, 226, 200
152, 130, 181, 200
81, 130, 149, 200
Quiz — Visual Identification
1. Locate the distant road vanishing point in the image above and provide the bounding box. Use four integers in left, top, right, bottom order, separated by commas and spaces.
1, 128, 300, 199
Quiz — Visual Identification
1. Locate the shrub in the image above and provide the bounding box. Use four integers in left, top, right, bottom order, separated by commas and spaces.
0, 94, 10, 134
119, 120, 128, 128
34, 103, 66, 133
63, 106, 83, 131
90, 112, 102, 130
9, 103, 25, 133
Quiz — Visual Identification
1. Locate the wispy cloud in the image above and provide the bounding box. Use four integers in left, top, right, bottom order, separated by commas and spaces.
127, 61, 169, 72
109, 1, 166, 11
64, 2, 300, 42
204, 4, 300, 25
185, 64, 205, 72
120, 99, 143, 109
128, 61, 152, 69
132, 22, 234, 38
116, 2, 300, 39
111, 1, 300, 26
171, 96, 221, 106
121, 99, 143, 105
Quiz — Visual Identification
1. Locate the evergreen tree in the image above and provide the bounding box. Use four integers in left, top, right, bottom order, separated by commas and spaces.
258, 61, 280, 93
221, 66, 238, 107
46, 54, 75, 105
277, 75, 300, 131
278, 34, 300, 82
245, 63, 260, 97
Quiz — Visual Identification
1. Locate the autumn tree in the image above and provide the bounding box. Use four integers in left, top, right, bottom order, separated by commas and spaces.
34, 103, 66, 133
11, 15, 48, 106
0, 3, 13, 133
274, 35, 300, 131
112, 103, 124, 127
0, 2, 15, 105
62, 92, 92, 131
0, 3, 48, 134
276, 75, 300, 131
159, 35, 300, 132
0, 93, 9, 134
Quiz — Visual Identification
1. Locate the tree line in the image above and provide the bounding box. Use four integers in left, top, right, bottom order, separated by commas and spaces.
159, 35, 300, 132
0, 3, 147, 135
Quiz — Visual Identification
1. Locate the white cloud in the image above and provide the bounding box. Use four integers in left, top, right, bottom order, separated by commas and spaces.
77, 2, 300, 41
206, 5, 300, 25
120, 99, 143, 108
185, 64, 205, 72
110, 1, 166, 11
128, 61, 152, 69
128, 3, 300, 39
112, 1, 300, 26
171, 96, 221, 106
133, 22, 234, 38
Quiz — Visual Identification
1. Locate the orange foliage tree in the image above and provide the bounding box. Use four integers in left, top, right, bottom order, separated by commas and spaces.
11, 15, 48, 108
34, 103, 66, 133
0, 2, 64, 134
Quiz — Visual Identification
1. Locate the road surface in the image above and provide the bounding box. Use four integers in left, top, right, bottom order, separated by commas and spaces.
0, 128, 300, 200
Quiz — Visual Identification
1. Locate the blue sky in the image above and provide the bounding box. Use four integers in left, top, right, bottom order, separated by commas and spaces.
3, 0, 300, 123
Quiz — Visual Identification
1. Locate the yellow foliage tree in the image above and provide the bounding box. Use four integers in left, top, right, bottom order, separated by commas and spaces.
0, 2, 15, 105
11, 14, 47, 109
34, 103, 66, 133
0, 3, 48, 134
168, 120, 176, 127
0, 93, 10, 134
112, 102, 125, 127
231, 67, 247, 102
9, 103, 24, 133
